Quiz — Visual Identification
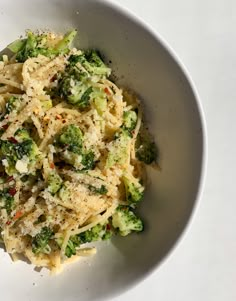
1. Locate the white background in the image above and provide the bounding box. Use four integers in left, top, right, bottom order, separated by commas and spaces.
113, 0, 236, 300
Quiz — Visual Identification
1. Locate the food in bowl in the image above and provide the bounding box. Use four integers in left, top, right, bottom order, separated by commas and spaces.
0, 30, 157, 273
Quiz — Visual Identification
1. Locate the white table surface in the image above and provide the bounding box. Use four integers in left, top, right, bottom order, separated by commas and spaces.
112, 0, 236, 300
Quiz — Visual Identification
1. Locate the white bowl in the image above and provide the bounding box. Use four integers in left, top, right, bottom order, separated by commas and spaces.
0, 0, 206, 300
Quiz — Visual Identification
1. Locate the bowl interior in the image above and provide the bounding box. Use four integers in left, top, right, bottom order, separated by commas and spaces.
0, 0, 205, 300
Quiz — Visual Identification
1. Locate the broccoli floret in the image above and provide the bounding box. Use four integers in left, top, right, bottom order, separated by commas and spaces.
122, 110, 137, 135
0, 129, 41, 175
0, 96, 22, 122
122, 175, 144, 205
32, 227, 53, 254
92, 87, 107, 115
5, 96, 18, 115
135, 131, 157, 164
14, 128, 30, 140
47, 172, 63, 195
111, 206, 143, 236
78, 86, 93, 108
59, 74, 106, 111
68, 50, 111, 77
15, 140, 35, 158
62, 222, 112, 258
58, 184, 71, 202
84, 50, 111, 77
68, 54, 84, 66
58, 74, 92, 108
16, 31, 48, 62
59, 150, 82, 167
0, 96, 22, 121
15, 30, 77, 62
58, 50, 109, 108
0, 187, 16, 214
88, 184, 108, 195
7, 38, 27, 53
59, 149, 95, 171
79, 223, 112, 244
53, 29, 77, 54
56, 125, 95, 170
106, 130, 131, 168
64, 235, 81, 258
57, 124, 83, 153
81, 151, 95, 170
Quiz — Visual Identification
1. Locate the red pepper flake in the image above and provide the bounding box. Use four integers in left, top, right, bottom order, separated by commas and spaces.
8, 187, 16, 196
14, 211, 23, 220
6, 220, 11, 225
6, 176, 14, 183
56, 114, 62, 120
62, 119, 66, 124
50, 74, 57, 82
106, 224, 111, 230
7, 137, 18, 144
2, 124, 9, 130
104, 87, 111, 95
50, 162, 55, 169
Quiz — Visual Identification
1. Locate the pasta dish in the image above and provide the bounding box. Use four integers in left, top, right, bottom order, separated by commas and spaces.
0, 30, 157, 273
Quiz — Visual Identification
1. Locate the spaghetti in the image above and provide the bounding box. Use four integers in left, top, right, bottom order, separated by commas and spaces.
0, 30, 157, 273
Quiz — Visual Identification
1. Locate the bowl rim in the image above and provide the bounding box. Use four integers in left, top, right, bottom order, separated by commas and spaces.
97, 0, 208, 298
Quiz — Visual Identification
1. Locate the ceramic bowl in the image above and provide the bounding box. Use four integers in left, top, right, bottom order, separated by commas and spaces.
0, 0, 206, 300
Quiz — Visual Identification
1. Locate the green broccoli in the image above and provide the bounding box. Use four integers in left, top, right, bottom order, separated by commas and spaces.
122, 175, 144, 204
15, 30, 77, 62
91, 87, 107, 115
122, 110, 137, 135
106, 130, 131, 168
0, 129, 41, 175
53, 29, 77, 54
81, 151, 95, 170
15, 31, 48, 62
111, 206, 143, 236
78, 86, 93, 108
32, 227, 53, 254
14, 128, 30, 141
57, 124, 83, 153
7, 38, 27, 53
57, 49, 109, 108
57, 59, 91, 107
79, 223, 111, 243
67, 85, 93, 108
68, 54, 84, 66
58, 184, 71, 202
0, 96, 22, 121
88, 184, 108, 195
5, 96, 19, 115
0, 187, 16, 215
58, 73, 92, 108
56, 125, 95, 171
58, 75, 106, 111
56, 234, 81, 258
61, 222, 112, 258
68, 50, 111, 77
64, 235, 81, 258
47, 172, 63, 195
